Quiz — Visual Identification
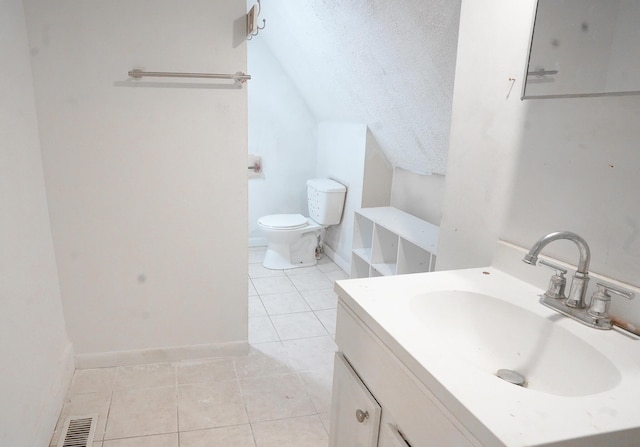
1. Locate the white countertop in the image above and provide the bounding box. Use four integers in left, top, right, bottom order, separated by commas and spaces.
335, 266, 640, 447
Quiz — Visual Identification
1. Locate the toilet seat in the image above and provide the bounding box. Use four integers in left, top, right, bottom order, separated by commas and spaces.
258, 214, 309, 230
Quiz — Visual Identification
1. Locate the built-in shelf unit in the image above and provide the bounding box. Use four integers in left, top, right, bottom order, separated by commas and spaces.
351, 207, 439, 279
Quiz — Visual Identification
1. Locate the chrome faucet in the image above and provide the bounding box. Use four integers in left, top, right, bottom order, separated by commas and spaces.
523, 231, 591, 309
523, 231, 602, 327
523, 231, 635, 330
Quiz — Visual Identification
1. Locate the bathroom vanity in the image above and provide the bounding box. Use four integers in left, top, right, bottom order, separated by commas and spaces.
329, 243, 640, 446
330, 298, 482, 447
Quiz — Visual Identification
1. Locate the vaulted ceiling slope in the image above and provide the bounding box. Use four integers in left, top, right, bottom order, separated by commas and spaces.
257, 0, 461, 175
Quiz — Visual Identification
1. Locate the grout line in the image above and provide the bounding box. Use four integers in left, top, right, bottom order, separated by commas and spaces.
175, 363, 180, 447
102, 381, 115, 442
236, 368, 255, 444
102, 432, 180, 444
248, 423, 259, 447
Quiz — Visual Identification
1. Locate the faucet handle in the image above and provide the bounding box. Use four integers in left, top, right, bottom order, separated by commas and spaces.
539, 259, 567, 300
588, 282, 634, 320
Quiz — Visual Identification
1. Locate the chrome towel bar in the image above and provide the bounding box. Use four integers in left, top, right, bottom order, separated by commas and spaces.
128, 69, 251, 83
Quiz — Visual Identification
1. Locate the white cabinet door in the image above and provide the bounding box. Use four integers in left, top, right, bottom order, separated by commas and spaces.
329, 352, 382, 447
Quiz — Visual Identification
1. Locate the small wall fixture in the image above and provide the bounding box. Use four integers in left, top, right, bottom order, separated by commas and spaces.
527, 68, 559, 78
247, 0, 266, 40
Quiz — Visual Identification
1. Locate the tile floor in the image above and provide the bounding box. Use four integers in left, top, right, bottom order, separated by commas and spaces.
50, 247, 348, 447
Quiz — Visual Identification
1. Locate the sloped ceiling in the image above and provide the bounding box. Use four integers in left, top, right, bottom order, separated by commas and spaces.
255, 0, 461, 175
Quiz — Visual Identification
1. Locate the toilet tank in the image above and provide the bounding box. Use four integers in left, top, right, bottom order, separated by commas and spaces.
307, 178, 347, 225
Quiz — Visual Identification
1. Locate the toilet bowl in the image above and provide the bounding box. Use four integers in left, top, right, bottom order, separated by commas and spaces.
258, 179, 347, 270
258, 214, 322, 269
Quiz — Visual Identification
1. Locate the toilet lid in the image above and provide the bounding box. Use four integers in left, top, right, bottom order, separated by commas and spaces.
259, 214, 309, 230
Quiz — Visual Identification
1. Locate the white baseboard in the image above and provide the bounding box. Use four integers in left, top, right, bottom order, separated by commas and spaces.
322, 244, 350, 275
32, 342, 74, 447
75, 341, 249, 369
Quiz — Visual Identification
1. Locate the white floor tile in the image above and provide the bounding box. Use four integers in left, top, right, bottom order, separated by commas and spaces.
323, 270, 349, 282
316, 261, 341, 273
251, 276, 297, 295
248, 316, 280, 344
284, 266, 320, 276
314, 309, 337, 335
319, 412, 330, 434
249, 263, 286, 279
316, 256, 333, 265
260, 292, 311, 315
68, 367, 116, 395
177, 358, 236, 385
287, 272, 333, 292
299, 368, 334, 414
105, 387, 177, 439
251, 415, 328, 447
239, 374, 316, 423
102, 433, 178, 447
248, 296, 268, 317
180, 425, 256, 447
234, 342, 292, 379
248, 279, 258, 297
282, 336, 338, 372
248, 247, 267, 264
178, 381, 248, 431
300, 289, 338, 310
114, 363, 175, 390
270, 312, 328, 340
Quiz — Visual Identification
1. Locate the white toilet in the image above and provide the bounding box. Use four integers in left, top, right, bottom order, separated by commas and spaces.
258, 178, 347, 270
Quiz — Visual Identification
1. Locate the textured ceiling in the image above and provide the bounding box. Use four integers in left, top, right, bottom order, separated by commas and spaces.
255, 0, 461, 174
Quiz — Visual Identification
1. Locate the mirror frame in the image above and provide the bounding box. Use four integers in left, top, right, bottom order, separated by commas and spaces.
522, 0, 640, 100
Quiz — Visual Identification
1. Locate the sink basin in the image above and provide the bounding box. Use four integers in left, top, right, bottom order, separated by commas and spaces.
410, 290, 621, 397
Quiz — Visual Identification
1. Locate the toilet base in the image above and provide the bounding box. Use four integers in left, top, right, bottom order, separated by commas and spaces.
262, 231, 320, 270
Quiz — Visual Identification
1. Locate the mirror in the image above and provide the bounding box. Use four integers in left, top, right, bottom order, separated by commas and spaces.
522, 0, 640, 99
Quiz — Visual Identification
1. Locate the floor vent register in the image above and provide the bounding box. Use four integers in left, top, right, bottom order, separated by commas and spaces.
57, 415, 97, 447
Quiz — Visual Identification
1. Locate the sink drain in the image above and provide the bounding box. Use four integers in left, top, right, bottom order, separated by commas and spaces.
497, 369, 526, 387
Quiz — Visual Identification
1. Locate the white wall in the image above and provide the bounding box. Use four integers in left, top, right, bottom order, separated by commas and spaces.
362, 130, 393, 210
390, 168, 445, 226
440, 0, 640, 290
259, 0, 461, 175
504, 98, 640, 287
0, 1, 73, 444
316, 122, 367, 269
247, 37, 318, 245
24, 0, 249, 360
438, 0, 536, 271
316, 122, 391, 269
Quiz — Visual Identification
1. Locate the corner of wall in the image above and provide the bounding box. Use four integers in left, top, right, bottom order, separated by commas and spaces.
31, 342, 74, 447
362, 129, 392, 208
322, 243, 350, 275
390, 167, 445, 225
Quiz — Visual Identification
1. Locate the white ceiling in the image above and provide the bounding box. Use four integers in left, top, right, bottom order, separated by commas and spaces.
253, 0, 461, 174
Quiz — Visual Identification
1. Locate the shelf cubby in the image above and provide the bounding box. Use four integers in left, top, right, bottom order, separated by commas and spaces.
350, 207, 439, 279
352, 213, 374, 252
398, 238, 432, 274
351, 254, 372, 279
371, 225, 398, 266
